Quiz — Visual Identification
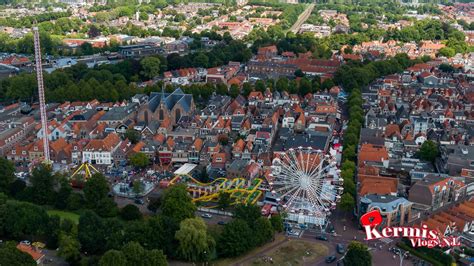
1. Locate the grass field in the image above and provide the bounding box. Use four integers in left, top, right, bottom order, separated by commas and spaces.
252, 240, 328, 265
214, 235, 328, 266
47, 210, 80, 224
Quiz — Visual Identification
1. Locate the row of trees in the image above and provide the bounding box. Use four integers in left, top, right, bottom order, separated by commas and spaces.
0, 11, 71, 28
334, 53, 417, 92
336, 54, 418, 213
338, 88, 362, 213
0, 159, 118, 218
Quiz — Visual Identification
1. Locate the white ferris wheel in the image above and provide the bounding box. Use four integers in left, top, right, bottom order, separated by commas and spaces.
270, 147, 343, 219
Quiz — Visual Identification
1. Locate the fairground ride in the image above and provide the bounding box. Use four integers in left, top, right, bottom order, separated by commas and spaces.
170, 164, 264, 206
270, 147, 343, 226
70, 161, 101, 188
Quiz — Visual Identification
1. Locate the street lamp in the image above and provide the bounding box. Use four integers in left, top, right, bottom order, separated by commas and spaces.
203, 250, 208, 266
394, 248, 409, 266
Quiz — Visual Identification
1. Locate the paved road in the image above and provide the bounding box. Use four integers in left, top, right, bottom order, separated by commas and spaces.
289, 3, 315, 34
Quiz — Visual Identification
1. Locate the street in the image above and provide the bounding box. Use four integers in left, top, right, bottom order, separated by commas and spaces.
289, 4, 315, 34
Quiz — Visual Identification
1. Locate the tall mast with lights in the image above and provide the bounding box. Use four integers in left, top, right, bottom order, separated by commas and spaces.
33, 27, 50, 163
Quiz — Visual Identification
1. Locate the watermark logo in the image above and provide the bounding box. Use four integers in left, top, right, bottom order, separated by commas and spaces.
360, 210, 460, 248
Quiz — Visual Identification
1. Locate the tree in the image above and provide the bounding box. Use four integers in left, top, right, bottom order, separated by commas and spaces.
439, 63, 454, 73
234, 204, 261, 226
9, 179, 26, 199
294, 69, 305, 77
94, 197, 118, 218
80, 42, 94, 55
78, 210, 107, 254
55, 179, 72, 210
120, 241, 167, 266
438, 47, 455, 58
120, 204, 143, 221
145, 249, 167, 266
321, 79, 335, 91
192, 53, 209, 68
88, 24, 101, 38
253, 217, 274, 246
121, 242, 145, 266
129, 152, 149, 169
418, 140, 439, 163
66, 192, 84, 211
216, 83, 228, 95
344, 242, 372, 266
147, 197, 161, 213
269, 214, 284, 232
218, 219, 253, 257
175, 218, 215, 262
125, 129, 140, 144
343, 179, 356, 197
140, 57, 161, 79
83, 173, 109, 209
339, 193, 355, 212
229, 84, 240, 98
218, 192, 231, 210
161, 184, 196, 223
299, 77, 312, 96
0, 157, 15, 194
276, 77, 288, 92
0, 192, 6, 205
57, 233, 81, 264
242, 82, 253, 97
0, 241, 36, 266
255, 80, 266, 93
28, 164, 57, 205
99, 250, 127, 266
133, 180, 145, 195
0, 201, 50, 240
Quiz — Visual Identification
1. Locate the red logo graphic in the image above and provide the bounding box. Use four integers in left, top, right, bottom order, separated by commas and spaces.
359, 210, 460, 248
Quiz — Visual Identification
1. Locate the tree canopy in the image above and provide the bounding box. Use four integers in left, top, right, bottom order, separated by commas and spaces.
344, 242, 372, 266
175, 217, 215, 262
417, 140, 439, 163
161, 184, 196, 223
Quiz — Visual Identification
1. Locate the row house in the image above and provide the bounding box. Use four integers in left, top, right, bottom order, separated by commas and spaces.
408, 175, 466, 211
0, 117, 35, 156
82, 133, 121, 165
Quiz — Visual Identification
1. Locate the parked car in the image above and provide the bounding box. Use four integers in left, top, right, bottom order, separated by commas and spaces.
201, 213, 212, 219
217, 221, 226, 225
20, 240, 31, 246
134, 198, 144, 205
287, 230, 300, 237
336, 243, 345, 254
325, 255, 337, 263
316, 235, 328, 241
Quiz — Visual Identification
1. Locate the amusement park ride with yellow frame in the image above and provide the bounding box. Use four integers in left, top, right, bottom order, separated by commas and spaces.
169, 168, 264, 206
71, 161, 100, 180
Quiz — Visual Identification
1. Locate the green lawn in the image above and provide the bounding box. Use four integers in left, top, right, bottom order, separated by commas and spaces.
251, 240, 328, 265
47, 210, 80, 224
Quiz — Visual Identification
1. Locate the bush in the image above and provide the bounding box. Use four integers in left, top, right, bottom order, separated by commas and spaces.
397, 240, 453, 266
120, 204, 143, 221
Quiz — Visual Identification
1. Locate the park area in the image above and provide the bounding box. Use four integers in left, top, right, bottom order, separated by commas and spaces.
214, 237, 328, 266
47, 210, 80, 224
250, 240, 328, 265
